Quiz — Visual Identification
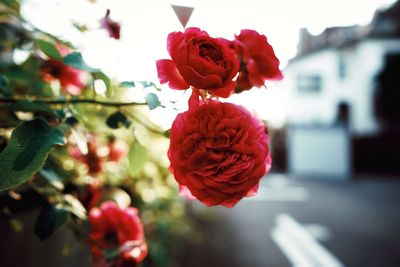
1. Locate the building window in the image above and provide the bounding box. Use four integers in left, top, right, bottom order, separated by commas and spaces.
297, 75, 322, 93
338, 55, 347, 79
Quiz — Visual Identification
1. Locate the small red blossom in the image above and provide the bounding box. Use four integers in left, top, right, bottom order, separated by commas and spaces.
168, 95, 271, 207
70, 136, 104, 175
89, 201, 147, 265
156, 27, 239, 98
100, 9, 121, 40
107, 137, 128, 162
233, 29, 282, 92
40, 58, 86, 95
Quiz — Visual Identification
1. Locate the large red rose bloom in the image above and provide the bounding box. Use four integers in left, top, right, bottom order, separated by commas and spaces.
168, 99, 271, 207
156, 27, 239, 98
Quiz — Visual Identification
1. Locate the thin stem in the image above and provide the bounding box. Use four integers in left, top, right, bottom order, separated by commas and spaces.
0, 97, 147, 107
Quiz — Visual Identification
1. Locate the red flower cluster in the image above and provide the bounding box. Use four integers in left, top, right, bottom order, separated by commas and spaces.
157, 27, 282, 97
89, 201, 147, 266
157, 27, 278, 207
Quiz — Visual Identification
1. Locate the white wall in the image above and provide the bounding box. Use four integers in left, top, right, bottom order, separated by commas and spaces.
283, 38, 400, 136
287, 126, 351, 178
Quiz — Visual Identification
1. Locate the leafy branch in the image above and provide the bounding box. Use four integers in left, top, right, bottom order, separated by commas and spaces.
0, 97, 147, 107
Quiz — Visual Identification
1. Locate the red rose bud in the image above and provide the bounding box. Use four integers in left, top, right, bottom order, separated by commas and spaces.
233, 29, 283, 92
40, 58, 86, 95
100, 9, 121, 40
168, 99, 272, 207
156, 27, 239, 98
89, 201, 147, 264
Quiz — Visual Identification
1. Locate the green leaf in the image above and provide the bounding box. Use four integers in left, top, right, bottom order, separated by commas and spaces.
139, 81, 155, 88
120, 81, 135, 88
93, 71, 111, 90
163, 129, 170, 138
9, 100, 55, 116
0, 111, 20, 128
2, 0, 20, 12
34, 204, 69, 241
128, 142, 148, 175
145, 93, 162, 110
0, 73, 11, 96
0, 119, 66, 191
36, 40, 63, 60
40, 169, 64, 191
106, 111, 131, 129
63, 52, 99, 73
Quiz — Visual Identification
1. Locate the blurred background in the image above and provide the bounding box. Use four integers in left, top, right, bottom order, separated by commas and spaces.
1, 0, 400, 266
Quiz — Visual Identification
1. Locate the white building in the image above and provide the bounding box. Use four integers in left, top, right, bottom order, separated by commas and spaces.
284, 1, 400, 136
283, 1, 400, 176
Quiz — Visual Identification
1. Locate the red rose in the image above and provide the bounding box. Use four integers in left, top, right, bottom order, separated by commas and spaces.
100, 9, 121, 40
156, 27, 239, 98
233, 29, 282, 92
89, 201, 147, 265
168, 97, 271, 207
40, 58, 86, 95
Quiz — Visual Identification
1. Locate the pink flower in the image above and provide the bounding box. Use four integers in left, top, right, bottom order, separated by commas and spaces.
40, 58, 86, 95
233, 29, 282, 92
156, 27, 239, 98
168, 96, 271, 207
89, 201, 147, 265
100, 9, 121, 40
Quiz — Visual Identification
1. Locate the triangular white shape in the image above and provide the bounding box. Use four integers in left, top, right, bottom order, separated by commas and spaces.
171, 5, 194, 28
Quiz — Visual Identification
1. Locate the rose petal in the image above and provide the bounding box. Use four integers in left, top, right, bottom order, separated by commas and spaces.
211, 81, 236, 98
179, 65, 222, 89
156, 59, 189, 89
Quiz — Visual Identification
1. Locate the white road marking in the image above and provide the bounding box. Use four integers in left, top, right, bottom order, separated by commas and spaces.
271, 214, 345, 267
246, 175, 310, 202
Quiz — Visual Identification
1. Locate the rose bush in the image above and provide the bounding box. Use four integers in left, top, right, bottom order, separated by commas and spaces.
233, 29, 282, 92
89, 201, 148, 266
168, 95, 271, 207
156, 27, 239, 98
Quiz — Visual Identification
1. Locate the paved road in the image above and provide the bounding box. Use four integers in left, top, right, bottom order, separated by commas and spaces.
179, 174, 400, 267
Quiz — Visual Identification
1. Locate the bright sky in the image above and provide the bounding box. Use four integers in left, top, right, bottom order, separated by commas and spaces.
22, 0, 396, 127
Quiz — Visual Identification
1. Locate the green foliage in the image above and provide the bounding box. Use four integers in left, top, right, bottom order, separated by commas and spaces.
129, 142, 148, 175
0, 73, 11, 96
9, 100, 56, 116
120, 81, 135, 88
0, 119, 66, 191
34, 204, 69, 241
106, 111, 131, 129
145, 93, 162, 110
0, 2, 198, 266
63, 52, 99, 72
36, 40, 63, 60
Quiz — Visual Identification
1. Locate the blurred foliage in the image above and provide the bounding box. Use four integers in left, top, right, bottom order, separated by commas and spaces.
0, 0, 198, 266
